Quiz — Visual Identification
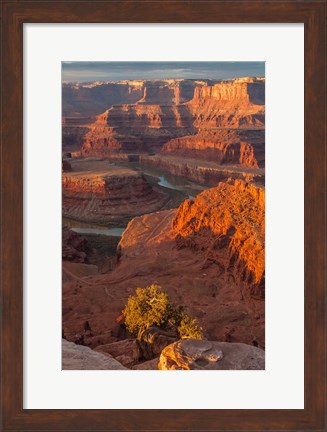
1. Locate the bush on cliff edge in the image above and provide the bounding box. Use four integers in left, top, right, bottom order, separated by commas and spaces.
123, 284, 203, 340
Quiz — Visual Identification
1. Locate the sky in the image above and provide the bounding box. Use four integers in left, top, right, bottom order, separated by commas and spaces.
62, 61, 265, 82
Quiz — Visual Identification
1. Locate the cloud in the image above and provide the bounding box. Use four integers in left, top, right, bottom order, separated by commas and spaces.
61, 61, 265, 82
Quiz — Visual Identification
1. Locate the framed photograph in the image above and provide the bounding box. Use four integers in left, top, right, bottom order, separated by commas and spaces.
1, 1, 326, 431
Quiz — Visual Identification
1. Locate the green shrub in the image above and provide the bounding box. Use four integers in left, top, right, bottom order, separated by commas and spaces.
122, 284, 203, 340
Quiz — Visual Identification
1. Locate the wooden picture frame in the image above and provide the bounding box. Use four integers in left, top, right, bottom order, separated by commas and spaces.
1, 1, 326, 430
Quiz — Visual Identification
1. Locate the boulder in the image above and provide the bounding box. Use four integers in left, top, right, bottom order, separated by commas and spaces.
132, 357, 160, 370
138, 326, 179, 360
158, 339, 265, 370
62, 339, 127, 370
94, 339, 140, 368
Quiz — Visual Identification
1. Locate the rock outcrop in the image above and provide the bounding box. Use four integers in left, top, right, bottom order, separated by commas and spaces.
158, 339, 265, 370
73, 78, 264, 164
161, 129, 265, 168
62, 339, 127, 370
94, 339, 140, 368
138, 326, 179, 360
173, 179, 265, 291
81, 104, 195, 156
62, 179, 264, 350
62, 228, 92, 263
132, 358, 160, 370
62, 81, 145, 119
62, 158, 168, 224
187, 77, 265, 128
140, 154, 264, 186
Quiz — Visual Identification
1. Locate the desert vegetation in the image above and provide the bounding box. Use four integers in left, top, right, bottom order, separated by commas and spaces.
122, 284, 203, 340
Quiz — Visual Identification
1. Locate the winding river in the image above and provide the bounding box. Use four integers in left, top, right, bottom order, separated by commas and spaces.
63, 166, 207, 237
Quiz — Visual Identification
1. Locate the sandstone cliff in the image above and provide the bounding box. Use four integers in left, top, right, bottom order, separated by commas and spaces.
161, 129, 265, 168
187, 77, 265, 128
62, 79, 203, 118
140, 154, 264, 186
173, 180, 265, 290
81, 104, 195, 156
75, 78, 265, 160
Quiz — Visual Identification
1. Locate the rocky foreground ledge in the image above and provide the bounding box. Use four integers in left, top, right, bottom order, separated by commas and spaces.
62, 338, 264, 370
62, 339, 127, 370
158, 339, 265, 370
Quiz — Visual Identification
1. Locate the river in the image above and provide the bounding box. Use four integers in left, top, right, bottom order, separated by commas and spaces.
128, 162, 206, 199
63, 164, 208, 237
62, 218, 126, 237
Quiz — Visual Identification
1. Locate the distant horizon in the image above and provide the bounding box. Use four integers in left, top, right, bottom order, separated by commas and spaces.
62, 61, 265, 83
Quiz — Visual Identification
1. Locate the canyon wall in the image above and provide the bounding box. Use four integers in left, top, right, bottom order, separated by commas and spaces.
187, 77, 265, 128
62, 79, 204, 118
62, 81, 144, 118
62, 159, 168, 225
173, 180, 265, 293
161, 129, 265, 168
139, 154, 264, 186
81, 104, 196, 156
63, 78, 265, 164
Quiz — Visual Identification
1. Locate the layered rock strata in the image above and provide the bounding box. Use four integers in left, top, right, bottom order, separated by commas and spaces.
140, 155, 264, 186
76, 78, 264, 160
62, 158, 167, 224
187, 77, 265, 128
162, 129, 265, 168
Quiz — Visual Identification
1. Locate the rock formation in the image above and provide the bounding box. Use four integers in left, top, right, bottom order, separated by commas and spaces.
94, 339, 140, 368
158, 339, 265, 370
62, 76, 266, 368
187, 77, 265, 128
62, 339, 127, 370
140, 154, 264, 186
62, 228, 92, 263
173, 179, 265, 291
65, 78, 265, 168
161, 129, 265, 168
62, 79, 206, 119
62, 81, 145, 119
62, 179, 265, 352
62, 158, 168, 224
138, 326, 179, 360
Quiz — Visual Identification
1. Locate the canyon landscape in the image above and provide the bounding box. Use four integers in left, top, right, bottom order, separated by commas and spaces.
62, 62, 265, 370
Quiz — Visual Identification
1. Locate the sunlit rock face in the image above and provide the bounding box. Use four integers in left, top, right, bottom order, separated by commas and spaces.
69, 78, 265, 159
158, 339, 265, 370
161, 129, 265, 168
187, 77, 265, 128
173, 179, 265, 290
